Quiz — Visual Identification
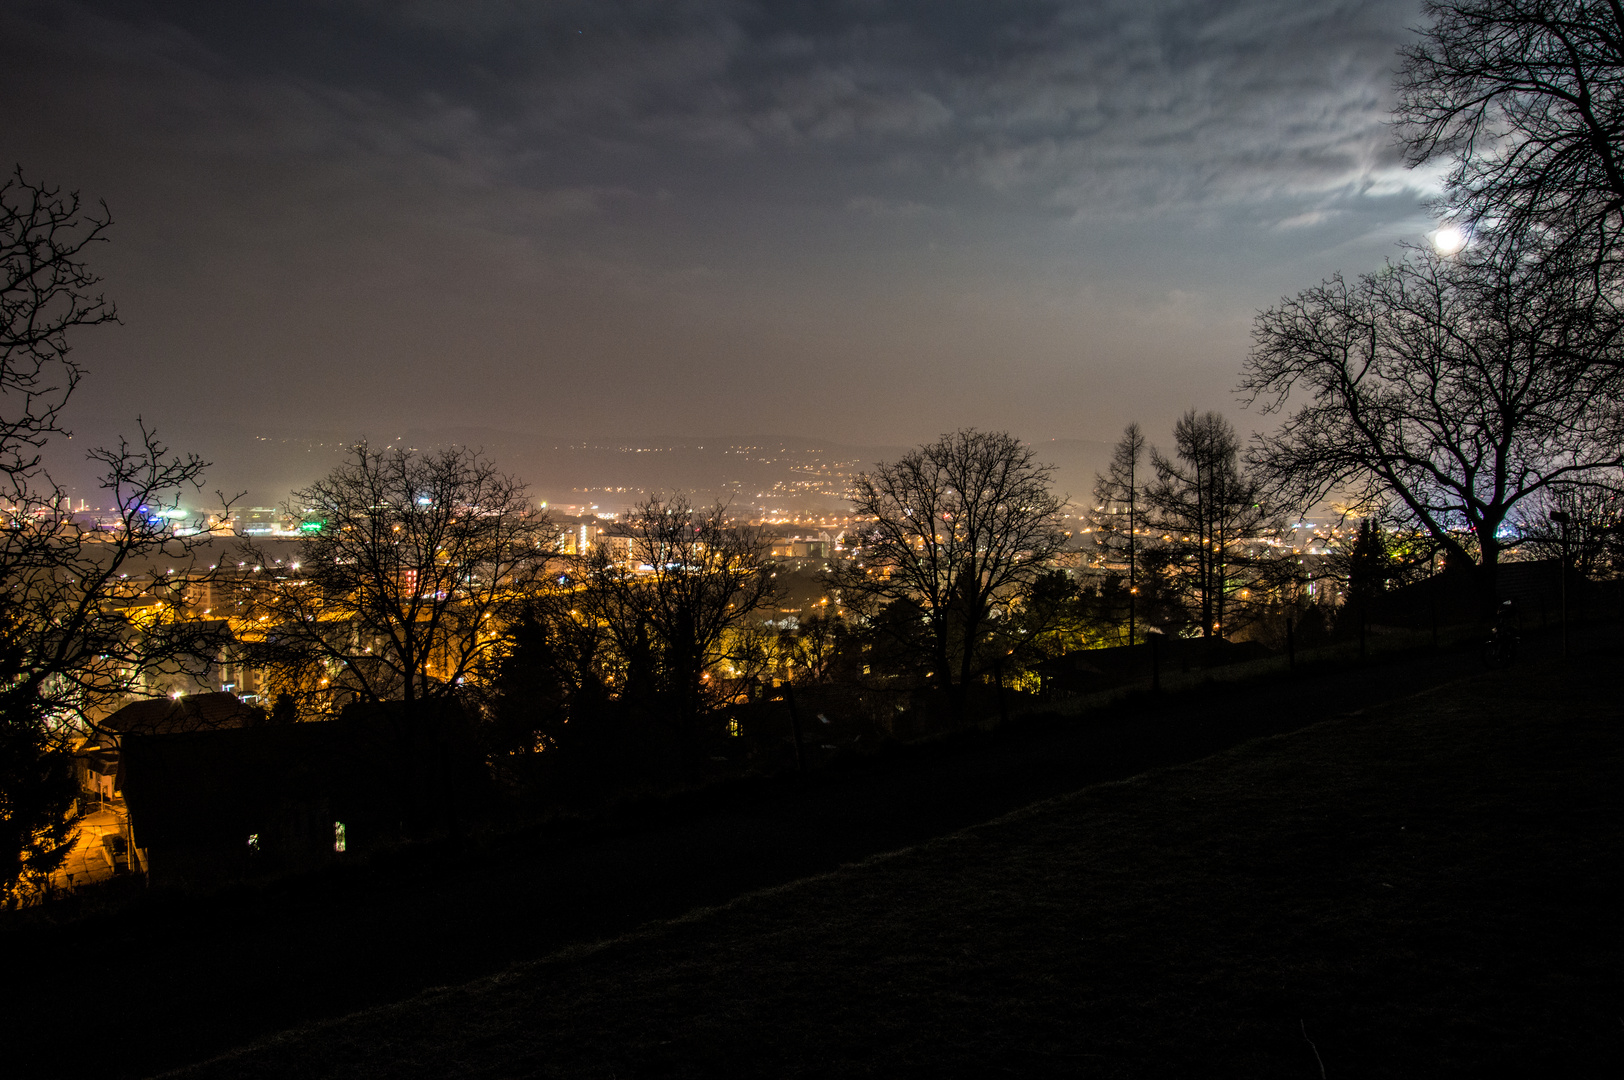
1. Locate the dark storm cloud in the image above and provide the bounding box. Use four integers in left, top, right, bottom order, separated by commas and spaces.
12, 1, 1419, 221
1, 0, 1430, 492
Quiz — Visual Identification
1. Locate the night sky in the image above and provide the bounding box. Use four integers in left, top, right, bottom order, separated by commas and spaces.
4, 1, 1435, 499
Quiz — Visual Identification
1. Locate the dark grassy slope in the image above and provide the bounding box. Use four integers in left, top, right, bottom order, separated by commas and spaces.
0, 633, 1608, 1077
6, 659, 1461, 1079
172, 650, 1624, 1079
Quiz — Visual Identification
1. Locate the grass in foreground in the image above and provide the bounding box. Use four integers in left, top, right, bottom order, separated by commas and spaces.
170, 651, 1624, 1078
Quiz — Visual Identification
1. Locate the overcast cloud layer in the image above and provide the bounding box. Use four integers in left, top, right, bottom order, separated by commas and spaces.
2, 0, 1433, 496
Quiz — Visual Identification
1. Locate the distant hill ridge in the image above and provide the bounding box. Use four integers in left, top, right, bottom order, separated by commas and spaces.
51, 420, 1111, 517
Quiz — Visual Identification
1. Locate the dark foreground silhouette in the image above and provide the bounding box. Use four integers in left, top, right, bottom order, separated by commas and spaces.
4, 629, 1619, 1077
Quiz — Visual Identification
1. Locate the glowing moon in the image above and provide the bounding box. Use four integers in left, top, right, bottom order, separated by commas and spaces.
1433, 224, 1466, 255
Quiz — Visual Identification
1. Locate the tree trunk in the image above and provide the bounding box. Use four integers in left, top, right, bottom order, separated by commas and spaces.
1478, 534, 1503, 619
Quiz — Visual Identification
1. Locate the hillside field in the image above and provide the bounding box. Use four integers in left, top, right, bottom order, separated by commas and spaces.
160, 639, 1623, 1078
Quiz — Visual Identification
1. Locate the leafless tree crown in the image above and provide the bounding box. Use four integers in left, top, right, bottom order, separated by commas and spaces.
843, 430, 1067, 692
1243, 251, 1624, 583
1396, 1, 1624, 264
1, 168, 116, 486
573, 494, 777, 729
1143, 411, 1275, 639
243, 443, 554, 715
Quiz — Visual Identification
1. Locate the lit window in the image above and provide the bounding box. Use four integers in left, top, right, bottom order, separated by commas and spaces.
333, 821, 347, 853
